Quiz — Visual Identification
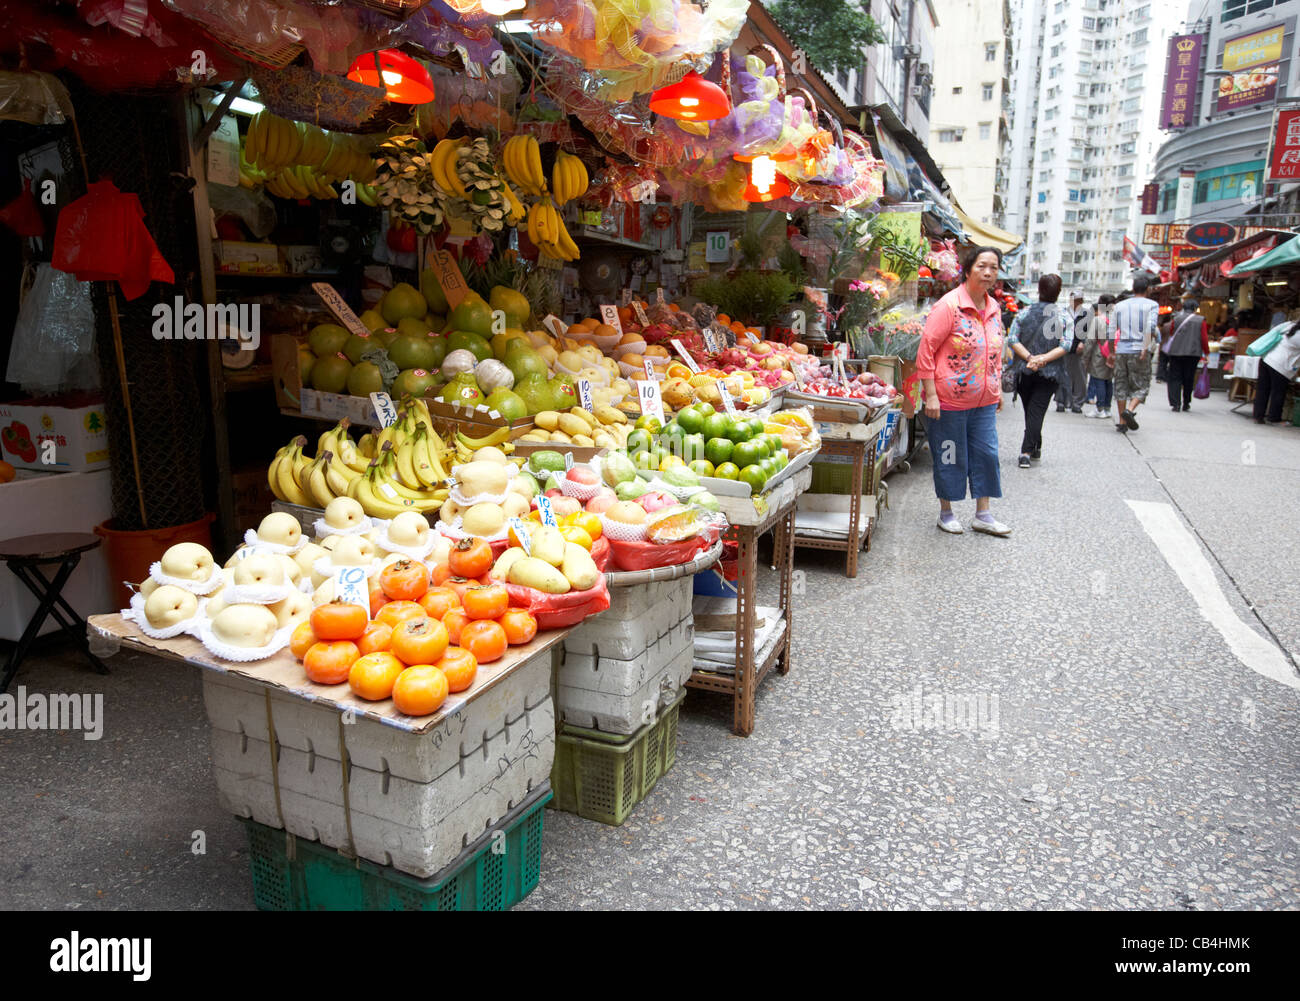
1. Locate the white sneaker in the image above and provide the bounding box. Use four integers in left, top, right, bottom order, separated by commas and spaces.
971, 515, 1012, 537
937, 512, 964, 534
1096, 409, 1111, 420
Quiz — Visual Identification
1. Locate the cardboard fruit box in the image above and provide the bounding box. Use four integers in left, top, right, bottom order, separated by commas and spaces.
0, 395, 109, 473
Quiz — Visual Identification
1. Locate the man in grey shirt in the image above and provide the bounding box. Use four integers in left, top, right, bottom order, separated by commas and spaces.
1106, 273, 1160, 433
1054, 291, 1089, 413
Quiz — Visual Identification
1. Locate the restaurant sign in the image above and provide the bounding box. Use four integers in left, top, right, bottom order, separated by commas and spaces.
1215, 24, 1284, 114
1160, 34, 1203, 129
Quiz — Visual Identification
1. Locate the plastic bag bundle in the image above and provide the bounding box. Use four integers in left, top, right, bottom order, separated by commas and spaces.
6, 264, 99, 394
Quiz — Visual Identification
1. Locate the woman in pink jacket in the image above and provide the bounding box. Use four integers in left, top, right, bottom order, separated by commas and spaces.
917, 246, 1010, 536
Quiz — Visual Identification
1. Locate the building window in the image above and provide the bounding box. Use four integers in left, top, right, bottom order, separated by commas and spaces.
1130, 28, 1147, 44
986, 42, 997, 61
1036, 211, 1047, 224
982, 83, 994, 100
1051, 44, 1061, 58
1083, 16, 1095, 29
1068, 168, 1081, 182
1039, 170, 1051, 182
1116, 185, 1132, 199
979, 122, 991, 140
1064, 210, 1077, 222
1068, 189, 1080, 202
1038, 191, 1047, 203
952, 86, 962, 94
938, 129, 964, 142
1062, 230, 1075, 243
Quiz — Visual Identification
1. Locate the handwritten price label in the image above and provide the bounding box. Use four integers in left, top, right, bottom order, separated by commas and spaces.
536, 494, 558, 528
429, 250, 470, 310
637, 380, 665, 425
369, 392, 398, 428
311, 283, 371, 339
831, 341, 849, 360
670, 338, 700, 373
702, 327, 721, 353
599, 304, 623, 333
509, 518, 532, 555
655, 287, 666, 305
716, 380, 737, 415
577, 378, 594, 412
632, 301, 649, 326
621, 289, 633, 306
643, 357, 658, 382
543, 314, 568, 339
332, 565, 370, 619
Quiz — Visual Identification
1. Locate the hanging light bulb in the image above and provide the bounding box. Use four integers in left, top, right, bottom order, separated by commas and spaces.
347, 49, 435, 104
743, 168, 791, 203
481, 0, 526, 15
750, 154, 777, 194
650, 70, 731, 121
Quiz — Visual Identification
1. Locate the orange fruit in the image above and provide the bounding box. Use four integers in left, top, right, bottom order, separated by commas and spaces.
437, 647, 478, 693
442, 607, 470, 645
290, 620, 318, 660
392, 665, 449, 716
376, 600, 426, 630
349, 651, 405, 701
716, 313, 731, 327
379, 558, 430, 601
310, 601, 367, 641
356, 621, 393, 656
559, 525, 593, 551
418, 585, 460, 620
303, 640, 360, 685
463, 583, 509, 620
567, 511, 602, 541
499, 608, 537, 646
390, 616, 449, 667
459, 619, 507, 664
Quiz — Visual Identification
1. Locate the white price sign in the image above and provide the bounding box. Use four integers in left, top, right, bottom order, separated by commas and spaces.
702, 327, 721, 353
831, 341, 849, 360
621, 289, 633, 306
670, 338, 700, 373
743, 329, 761, 345
312, 283, 372, 339
369, 392, 398, 427
705, 230, 730, 263
332, 565, 370, 619
577, 378, 594, 412
599, 304, 623, 333
509, 518, 532, 555
643, 357, 661, 383
637, 380, 665, 425
543, 314, 568, 338
655, 287, 666, 305
716, 380, 737, 415
632, 301, 649, 326
536, 494, 558, 528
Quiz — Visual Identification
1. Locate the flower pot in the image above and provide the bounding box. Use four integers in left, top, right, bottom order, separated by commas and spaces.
94, 512, 215, 607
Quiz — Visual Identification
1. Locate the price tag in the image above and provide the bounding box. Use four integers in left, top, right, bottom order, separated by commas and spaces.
543, 314, 568, 339
428, 250, 470, 310
509, 518, 532, 555
564, 452, 574, 470
705, 230, 730, 263
599, 304, 624, 333
632, 301, 650, 326
536, 494, 558, 528
621, 289, 633, 306
311, 283, 372, 339
791, 363, 805, 389
577, 378, 594, 412
743, 329, 761, 345
332, 565, 370, 619
643, 357, 657, 382
656, 287, 666, 305
716, 380, 737, 415
637, 380, 665, 425
369, 392, 398, 427
701, 327, 720, 353
831, 341, 849, 360
670, 339, 700, 373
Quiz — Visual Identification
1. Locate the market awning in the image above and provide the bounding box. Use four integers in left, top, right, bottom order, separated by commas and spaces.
1228, 233, 1300, 276
1177, 228, 1292, 278
955, 207, 1023, 254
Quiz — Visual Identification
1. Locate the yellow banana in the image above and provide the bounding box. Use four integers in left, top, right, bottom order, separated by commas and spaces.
305, 453, 336, 508
354, 466, 417, 519
276, 437, 313, 506
267, 444, 292, 501
526, 202, 541, 245
245, 113, 263, 165
324, 453, 356, 497
394, 438, 423, 490
526, 136, 546, 195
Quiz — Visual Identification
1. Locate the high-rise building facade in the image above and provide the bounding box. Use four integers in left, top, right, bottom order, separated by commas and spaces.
1005, 0, 1181, 296
928, 0, 1013, 226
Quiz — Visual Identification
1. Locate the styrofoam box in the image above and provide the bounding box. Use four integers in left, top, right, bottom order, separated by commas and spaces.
556, 643, 694, 735
210, 700, 553, 878
600, 576, 694, 622
559, 616, 694, 693
563, 591, 691, 660
201, 646, 554, 782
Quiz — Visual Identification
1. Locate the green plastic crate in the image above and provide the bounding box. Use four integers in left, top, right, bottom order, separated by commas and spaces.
242, 784, 552, 911
550, 691, 684, 826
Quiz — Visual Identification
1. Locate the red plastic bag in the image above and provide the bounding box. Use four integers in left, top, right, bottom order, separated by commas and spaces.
0, 179, 43, 237
506, 574, 611, 630
608, 534, 709, 573
590, 534, 611, 572
52, 180, 173, 300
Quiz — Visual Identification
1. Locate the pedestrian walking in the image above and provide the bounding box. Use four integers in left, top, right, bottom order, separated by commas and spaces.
1107, 274, 1159, 433
1082, 293, 1115, 419
1007, 273, 1073, 468
1053, 291, 1089, 413
918, 246, 1011, 537
1161, 297, 1209, 412
1253, 320, 1300, 424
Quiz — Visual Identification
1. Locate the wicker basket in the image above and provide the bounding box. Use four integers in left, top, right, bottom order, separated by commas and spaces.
203, 28, 303, 70
252, 66, 388, 132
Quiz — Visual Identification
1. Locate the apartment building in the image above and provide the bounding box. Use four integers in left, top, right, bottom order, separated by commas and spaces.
1005, 0, 1180, 296
928, 0, 1014, 227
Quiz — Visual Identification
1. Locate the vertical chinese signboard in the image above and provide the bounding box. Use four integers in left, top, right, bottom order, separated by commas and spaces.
1215, 23, 1284, 114
1160, 33, 1203, 129
1267, 107, 1300, 182
1141, 183, 1160, 215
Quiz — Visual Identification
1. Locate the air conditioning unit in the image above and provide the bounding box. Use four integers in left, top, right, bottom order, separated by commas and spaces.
918, 62, 931, 78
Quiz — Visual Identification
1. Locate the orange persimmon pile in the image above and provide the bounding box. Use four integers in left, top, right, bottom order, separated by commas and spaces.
289, 543, 538, 716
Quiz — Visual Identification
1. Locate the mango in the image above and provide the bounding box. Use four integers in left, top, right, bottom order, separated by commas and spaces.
561, 542, 600, 591
531, 524, 566, 567
491, 547, 527, 582
508, 556, 571, 594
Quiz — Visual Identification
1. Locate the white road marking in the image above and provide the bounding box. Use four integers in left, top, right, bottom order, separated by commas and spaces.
1127, 500, 1300, 691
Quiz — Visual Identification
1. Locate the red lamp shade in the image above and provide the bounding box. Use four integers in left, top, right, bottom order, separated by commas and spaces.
743, 175, 790, 202
650, 71, 731, 121
733, 149, 796, 163
347, 49, 435, 104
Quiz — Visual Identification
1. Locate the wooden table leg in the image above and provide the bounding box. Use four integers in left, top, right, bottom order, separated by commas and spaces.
863, 439, 878, 553
776, 508, 795, 676
847, 441, 863, 577
733, 526, 757, 737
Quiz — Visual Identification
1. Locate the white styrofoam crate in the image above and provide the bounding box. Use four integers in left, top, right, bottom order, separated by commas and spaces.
563, 597, 691, 661
201, 646, 555, 783
211, 699, 554, 878
600, 576, 693, 622
555, 642, 695, 735
558, 617, 694, 694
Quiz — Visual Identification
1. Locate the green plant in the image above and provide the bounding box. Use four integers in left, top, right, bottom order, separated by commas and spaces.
769, 0, 887, 75
777, 243, 806, 289
693, 270, 797, 327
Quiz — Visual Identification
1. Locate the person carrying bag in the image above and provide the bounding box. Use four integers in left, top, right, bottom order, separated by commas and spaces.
1163, 298, 1209, 412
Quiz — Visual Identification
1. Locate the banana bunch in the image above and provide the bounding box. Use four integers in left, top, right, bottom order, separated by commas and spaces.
527, 200, 581, 261
264, 164, 338, 201
499, 173, 526, 226
551, 150, 589, 206
296, 123, 330, 167
268, 422, 370, 508
238, 149, 267, 190
318, 135, 376, 184
356, 182, 380, 207
502, 134, 546, 197
516, 407, 628, 448
452, 424, 517, 465
430, 137, 470, 200
245, 112, 302, 173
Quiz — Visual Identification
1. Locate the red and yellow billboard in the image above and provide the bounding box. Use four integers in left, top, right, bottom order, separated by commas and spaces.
1215, 24, 1283, 114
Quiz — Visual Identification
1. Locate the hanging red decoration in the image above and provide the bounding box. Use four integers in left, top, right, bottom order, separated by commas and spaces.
649, 71, 731, 121
347, 49, 435, 104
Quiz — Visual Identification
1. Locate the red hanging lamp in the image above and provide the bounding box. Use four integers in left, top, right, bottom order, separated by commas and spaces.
347, 49, 435, 104
742, 165, 790, 203
650, 70, 731, 121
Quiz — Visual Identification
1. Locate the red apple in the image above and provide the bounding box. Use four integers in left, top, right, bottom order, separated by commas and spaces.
637, 491, 675, 513
566, 465, 599, 486
544, 488, 563, 500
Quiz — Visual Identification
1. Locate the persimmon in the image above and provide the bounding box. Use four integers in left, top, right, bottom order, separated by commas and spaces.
369, 578, 389, 618
498, 608, 537, 646
303, 640, 360, 685
391, 616, 449, 667
418, 585, 460, 620
356, 620, 393, 656
379, 558, 430, 601
459, 619, 507, 664
444, 576, 479, 603
376, 600, 426, 630
310, 601, 367, 641
289, 620, 318, 660
429, 562, 453, 587
463, 583, 508, 620
442, 607, 470, 645
448, 537, 492, 579
392, 664, 449, 716
348, 651, 405, 701
437, 647, 478, 693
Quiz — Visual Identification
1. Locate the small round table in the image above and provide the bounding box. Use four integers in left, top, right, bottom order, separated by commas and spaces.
0, 532, 111, 692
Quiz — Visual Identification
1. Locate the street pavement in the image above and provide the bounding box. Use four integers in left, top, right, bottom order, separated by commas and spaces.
1, 393, 1297, 910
